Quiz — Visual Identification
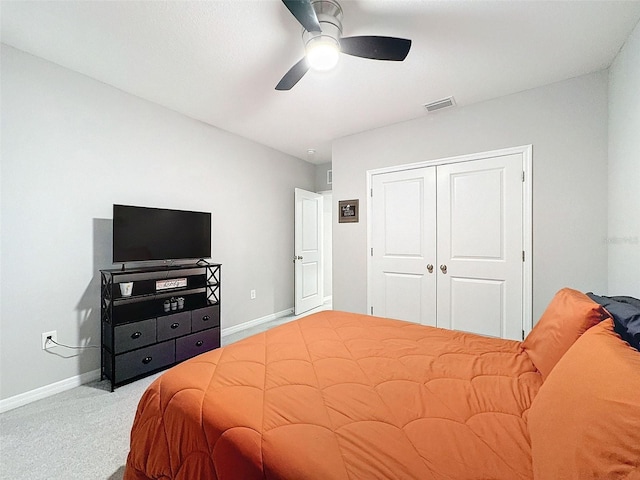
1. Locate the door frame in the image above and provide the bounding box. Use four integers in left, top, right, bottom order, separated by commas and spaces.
366, 145, 533, 336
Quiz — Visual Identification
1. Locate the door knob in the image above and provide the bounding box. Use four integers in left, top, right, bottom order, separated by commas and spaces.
293, 255, 303, 262
440, 264, 447, 274
427, 264, 434, 273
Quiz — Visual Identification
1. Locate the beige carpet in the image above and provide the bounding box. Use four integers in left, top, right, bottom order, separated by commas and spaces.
0, 373, 158, 480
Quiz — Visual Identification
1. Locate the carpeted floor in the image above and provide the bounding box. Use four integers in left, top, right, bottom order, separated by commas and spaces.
0, 304, 330, 479
0, 372, 158, 480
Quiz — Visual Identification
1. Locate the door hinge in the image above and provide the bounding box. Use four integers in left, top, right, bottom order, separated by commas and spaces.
522, 330, 525, 340
522, 251, 525, 262
371, 306, 374, 315
370, 188, 373, 198
522, 171, 525, 182
371, 247, 374, 256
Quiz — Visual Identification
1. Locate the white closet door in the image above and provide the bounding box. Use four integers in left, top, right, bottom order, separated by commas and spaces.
370, 168, 437, 325
436, 154, 523, 339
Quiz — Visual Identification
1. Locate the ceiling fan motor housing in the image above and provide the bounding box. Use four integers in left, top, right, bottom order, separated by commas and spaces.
303, 0, 343, 52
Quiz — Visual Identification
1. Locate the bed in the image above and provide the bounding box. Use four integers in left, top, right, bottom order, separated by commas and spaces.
124, 288, 640, 480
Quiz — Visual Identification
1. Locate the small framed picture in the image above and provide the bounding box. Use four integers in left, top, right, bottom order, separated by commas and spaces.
338, 199, 359, 223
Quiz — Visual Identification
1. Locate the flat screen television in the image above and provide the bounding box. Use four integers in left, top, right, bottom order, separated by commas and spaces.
113, 204, 211, 263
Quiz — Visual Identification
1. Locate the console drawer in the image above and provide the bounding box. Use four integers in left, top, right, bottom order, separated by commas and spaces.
157, 311, 191, 341
114, 318, 156, 354
176, 328, 220, 363
114, 342, 174, 384
191, 305, 220, 332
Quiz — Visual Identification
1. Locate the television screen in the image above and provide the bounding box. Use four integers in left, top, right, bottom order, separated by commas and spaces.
113, 204, 211, 263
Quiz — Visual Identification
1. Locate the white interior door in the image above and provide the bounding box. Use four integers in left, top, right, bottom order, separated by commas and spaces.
436, 154, 523, 339
294, 188, 324, 315
370, 168, 437, 325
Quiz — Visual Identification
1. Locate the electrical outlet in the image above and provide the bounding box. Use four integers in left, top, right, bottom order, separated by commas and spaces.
42, 330, 57, 350
250, 289, 256, 300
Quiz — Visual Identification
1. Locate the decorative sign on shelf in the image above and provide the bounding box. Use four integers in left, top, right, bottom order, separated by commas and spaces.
338, 199, 359, 223
156, 278, 187, 291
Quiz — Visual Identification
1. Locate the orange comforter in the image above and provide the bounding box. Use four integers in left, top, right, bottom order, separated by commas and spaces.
124, 311, 541, 480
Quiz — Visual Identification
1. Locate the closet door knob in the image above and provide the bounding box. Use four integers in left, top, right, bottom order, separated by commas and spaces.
440, 265, 447, 274
427, 264, 434, 273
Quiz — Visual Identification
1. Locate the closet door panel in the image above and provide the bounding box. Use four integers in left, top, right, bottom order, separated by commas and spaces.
436, 154, 523, 340
449, 278, 505, 338
370, 168, 437, 325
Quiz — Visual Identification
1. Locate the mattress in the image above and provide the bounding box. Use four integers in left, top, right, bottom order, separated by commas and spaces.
124, 310, 542, 480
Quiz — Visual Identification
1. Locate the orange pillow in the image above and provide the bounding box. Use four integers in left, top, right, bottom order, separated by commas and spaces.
522, 288, 609, 379
527, 319, 640, 479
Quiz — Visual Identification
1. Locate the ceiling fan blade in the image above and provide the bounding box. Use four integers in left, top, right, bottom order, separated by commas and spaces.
340, 36, 412, 61
276, 57, 310, 91
282, 0, 321, 33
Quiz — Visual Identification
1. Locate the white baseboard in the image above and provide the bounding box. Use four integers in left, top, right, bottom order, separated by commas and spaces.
0, 368, 101, 414
221, 307, 294, 337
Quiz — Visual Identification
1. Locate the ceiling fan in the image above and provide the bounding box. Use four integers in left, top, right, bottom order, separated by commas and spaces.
276, 0, 412, 90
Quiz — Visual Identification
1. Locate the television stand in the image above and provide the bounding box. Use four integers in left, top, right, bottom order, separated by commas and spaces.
100, 262, 221, 391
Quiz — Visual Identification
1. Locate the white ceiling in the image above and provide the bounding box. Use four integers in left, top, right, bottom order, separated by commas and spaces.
2, 1, 640, 164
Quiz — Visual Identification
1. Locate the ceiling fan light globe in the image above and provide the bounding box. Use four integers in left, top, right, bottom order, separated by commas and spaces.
306, 38, 340, 71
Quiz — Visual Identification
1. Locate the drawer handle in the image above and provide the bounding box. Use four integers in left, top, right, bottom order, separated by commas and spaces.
170, 322, 180, 329
142, 356, 153, 364
195, 340, 204, 347
131, 331, 142, 340
202, 315, 210, 322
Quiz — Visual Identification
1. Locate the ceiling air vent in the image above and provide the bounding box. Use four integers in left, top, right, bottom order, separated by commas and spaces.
423, 96, 456, 113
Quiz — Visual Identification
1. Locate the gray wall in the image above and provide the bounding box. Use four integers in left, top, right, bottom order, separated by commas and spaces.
608, 21, 640, 295
0, 45, 315, 400
332, 71, 610, 322
315, 162, 332, 192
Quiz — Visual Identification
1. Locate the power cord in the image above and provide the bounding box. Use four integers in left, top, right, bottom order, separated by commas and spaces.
46, 337, 99, 350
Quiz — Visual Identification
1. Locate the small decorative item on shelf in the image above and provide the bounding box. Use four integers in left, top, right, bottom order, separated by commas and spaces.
163, 300, 171, 313
177, 297, 185, 309
119, 282, 134, 297
170, 297, 178, 311
156, 277, 188, 291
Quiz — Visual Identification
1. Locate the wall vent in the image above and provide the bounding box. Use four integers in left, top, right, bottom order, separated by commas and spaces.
423, 96, 456, 113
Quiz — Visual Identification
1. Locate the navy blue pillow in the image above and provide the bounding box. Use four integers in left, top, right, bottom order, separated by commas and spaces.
587, 293, 640, 351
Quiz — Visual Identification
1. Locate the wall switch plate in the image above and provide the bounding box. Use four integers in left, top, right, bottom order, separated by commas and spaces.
250, 290, 256, 300
42, 330, 57, 350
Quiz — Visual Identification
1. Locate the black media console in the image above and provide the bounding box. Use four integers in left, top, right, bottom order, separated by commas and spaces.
100, 263, 221, 391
